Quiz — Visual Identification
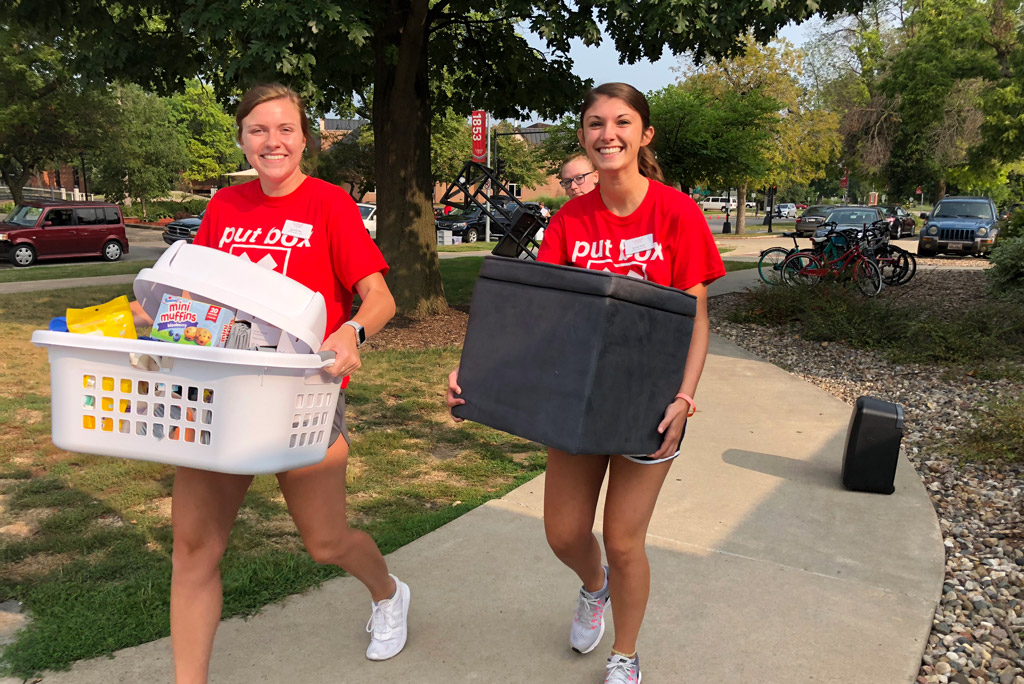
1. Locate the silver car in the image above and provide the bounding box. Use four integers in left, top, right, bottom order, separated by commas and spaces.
775, 203, 797, 218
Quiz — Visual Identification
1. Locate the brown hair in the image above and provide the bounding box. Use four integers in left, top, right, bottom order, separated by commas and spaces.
560, 153, 594, 177
580, 83, 664, 183
235, 83, 311, 143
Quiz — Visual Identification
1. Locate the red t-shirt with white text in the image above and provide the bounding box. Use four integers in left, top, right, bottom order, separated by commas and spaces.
194, 177, 388, 340
537, 179, 725, 291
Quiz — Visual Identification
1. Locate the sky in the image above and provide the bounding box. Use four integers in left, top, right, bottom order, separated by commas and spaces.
522, 19, 820, 123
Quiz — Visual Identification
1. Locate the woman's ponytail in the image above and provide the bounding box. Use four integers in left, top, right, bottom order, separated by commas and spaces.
638, 148, 664, 183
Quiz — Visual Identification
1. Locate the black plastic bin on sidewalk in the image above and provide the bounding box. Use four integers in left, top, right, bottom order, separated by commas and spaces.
842, 396, 905, 494
452, 256, 697, 455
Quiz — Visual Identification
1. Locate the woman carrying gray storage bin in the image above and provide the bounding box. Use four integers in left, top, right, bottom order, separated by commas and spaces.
130, 84, 408, 683
447, 83, 726, 684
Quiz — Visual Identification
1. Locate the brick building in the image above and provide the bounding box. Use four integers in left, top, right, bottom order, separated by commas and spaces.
316, 118, 566, 205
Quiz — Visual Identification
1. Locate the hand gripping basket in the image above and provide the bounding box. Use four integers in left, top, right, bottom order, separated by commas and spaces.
31, 242, 343, 475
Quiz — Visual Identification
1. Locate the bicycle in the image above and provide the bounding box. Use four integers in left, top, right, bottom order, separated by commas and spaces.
780, 223, 884, 296
863, 219, 917, 286
757, 232, 813, 285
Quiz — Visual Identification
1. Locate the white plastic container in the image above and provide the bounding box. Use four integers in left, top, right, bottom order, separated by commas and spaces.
134, 241, 327, 354
31, 242, 342, 474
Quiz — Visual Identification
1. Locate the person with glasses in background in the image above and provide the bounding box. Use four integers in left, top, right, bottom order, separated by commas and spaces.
560, 154, 599, 199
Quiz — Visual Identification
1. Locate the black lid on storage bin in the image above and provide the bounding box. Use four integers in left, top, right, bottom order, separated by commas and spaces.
453, 256, 698, 455
477, 256, 697, 318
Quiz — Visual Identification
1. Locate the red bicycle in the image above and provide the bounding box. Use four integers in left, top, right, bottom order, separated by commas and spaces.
779, 222, 884, 296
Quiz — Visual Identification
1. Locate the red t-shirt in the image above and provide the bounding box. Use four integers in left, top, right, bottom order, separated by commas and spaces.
194, 177, 388, 340
537, 179, 725, 291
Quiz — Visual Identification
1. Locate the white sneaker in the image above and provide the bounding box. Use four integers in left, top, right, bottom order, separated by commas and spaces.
606, 653, 642, 683
570, 567, 610, 654
365, 575, 410, 661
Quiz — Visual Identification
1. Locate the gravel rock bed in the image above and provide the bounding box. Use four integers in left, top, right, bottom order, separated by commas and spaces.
914, 256, 993, 270
709, 277, 1023, 684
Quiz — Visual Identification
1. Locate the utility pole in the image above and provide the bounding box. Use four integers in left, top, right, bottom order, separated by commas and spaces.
484, 114, 492, 242
79, 152, 89, 198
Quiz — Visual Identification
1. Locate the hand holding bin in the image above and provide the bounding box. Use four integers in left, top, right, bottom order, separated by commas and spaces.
452, 257, 697, 455
31, 242, 344, 475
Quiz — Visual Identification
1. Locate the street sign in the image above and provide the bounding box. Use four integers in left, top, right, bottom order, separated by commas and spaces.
471, 111, 487, 163
916, 186, 923, 195
840, 169, 849, 189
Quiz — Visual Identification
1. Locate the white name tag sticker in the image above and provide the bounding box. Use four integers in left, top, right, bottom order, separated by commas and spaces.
282, 220, 313, 239
623, 234, 655, 257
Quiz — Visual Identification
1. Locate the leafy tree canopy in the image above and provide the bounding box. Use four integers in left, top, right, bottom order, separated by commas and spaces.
491, 121, 546, 190
91, 84, 190, 215
7, 0, 869, 312
649, 84, 779, 191
537, 115, 582, 173
665, 35, 840, 230
311, 123, 376, 200
0, 21, 115, 203
167, 80, 244, 188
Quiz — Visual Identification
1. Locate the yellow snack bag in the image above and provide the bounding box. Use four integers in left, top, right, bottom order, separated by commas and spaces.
66, 295, 138, 339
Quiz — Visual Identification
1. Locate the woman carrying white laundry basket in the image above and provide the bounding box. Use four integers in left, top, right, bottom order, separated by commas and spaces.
136, 83, 409, 683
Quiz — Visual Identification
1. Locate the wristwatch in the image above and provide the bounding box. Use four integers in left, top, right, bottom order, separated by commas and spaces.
342, 320, 366, 347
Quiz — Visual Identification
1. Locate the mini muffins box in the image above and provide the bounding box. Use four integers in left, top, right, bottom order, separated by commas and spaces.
151, 294, 235, 347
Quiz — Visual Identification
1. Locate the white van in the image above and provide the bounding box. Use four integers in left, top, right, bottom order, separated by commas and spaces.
701, 196, 738, 212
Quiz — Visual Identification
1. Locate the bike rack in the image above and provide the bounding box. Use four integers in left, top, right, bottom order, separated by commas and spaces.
437, 161, 547, 260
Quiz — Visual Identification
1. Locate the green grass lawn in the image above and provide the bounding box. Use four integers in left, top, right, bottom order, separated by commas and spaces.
0, 261, 156, 283
436, 243, 494, 253
0, 251, 756, 677
0, 274, 542, 677
723, 260, 757, 272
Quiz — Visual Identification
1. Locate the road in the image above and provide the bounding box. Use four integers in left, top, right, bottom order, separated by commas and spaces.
0, 226, 168, 272
0, 222, 942, 275
124, 226, 172, 262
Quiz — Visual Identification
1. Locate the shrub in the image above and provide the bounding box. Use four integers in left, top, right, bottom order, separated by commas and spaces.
961, 396, 1024, 463
118, 198, 208, 221
897, 304, 1021, 367
729, 281, 912, 348
1000, 210, 1024, 240
1, 201, 14, 216
729, 280, 1024, 374
533, 195, 569, 212
987, 236, 1024, 291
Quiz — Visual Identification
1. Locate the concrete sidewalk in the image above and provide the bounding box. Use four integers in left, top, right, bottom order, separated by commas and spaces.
0, 255, 760, 297
0, 251, 498, 295
16, 325, 945, 683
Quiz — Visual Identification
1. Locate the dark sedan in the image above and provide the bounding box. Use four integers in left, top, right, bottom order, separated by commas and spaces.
162, 211, 205, 245
811, 206, 886, 245
794, 205, 834, 237
880, 205, 916, 239
435, 207, 515, 243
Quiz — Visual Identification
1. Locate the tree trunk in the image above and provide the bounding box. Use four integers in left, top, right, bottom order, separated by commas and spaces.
935, 179, 946, 205
735, 184, 748, 234
373, 0, 447, 316
1, 163, 32, 205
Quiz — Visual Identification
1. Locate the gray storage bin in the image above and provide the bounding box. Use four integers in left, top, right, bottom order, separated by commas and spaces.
452, 256, 697, 455
842, 396, 904, 494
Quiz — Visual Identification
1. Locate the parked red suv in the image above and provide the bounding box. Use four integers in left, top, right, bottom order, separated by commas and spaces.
0, 201, 129, 267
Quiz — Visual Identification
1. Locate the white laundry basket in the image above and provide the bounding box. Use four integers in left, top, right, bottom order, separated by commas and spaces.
31, 242, 343, 475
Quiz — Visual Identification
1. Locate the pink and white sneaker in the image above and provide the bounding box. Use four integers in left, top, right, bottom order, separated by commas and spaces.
569, 567, 610, 654
605, 652, 642, 684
